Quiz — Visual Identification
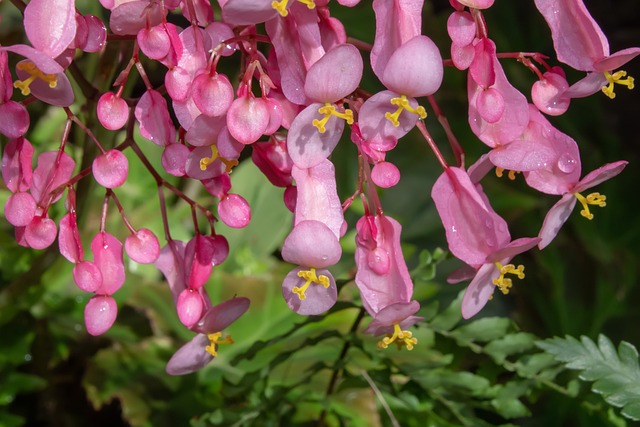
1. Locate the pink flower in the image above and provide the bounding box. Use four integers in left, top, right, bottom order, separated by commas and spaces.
432, 167, 539, 318
534, 0, 640, 99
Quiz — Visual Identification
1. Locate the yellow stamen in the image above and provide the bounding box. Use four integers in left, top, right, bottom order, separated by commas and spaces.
272, 0, 315, 17
312, 103, 354, 133
384, 95, 427, 127
292, 267, 330, 300
205, 332, 234, 357
200, 145, 238, 173
574, 192, 606, 220
602, 70, 634, 99
377, 323, 418, 351
13, 61, 58, 96
492, 262, 525, 295
495, 167, 519, 180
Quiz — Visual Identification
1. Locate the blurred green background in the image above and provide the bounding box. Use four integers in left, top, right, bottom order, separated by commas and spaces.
1, 0, 639, 426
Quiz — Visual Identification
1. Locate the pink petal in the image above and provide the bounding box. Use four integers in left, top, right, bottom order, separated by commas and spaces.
447, 11, 476, 47
461, 262, 498, 319
91, 232, 125, 295
595, 47, 640, 73
282, 267, 337, 315
155, 241, 187, 303
192, 297, 250, 334
218, 194, 251, 228
59, 212, 83, 263
538, 194, 577, 249
4, 192, 36, 227
24, 0, 77, 58
0, 101, 30, 139
281, 220, 342, 268
92, 149, 129, 189
84, 295, 118, 336
177, 288, 204, 328
135, 90, 176, 146
125, 228, 160, 264
73, 261, 103, 293
226, 95, 269, 145
2, 137, 34, 193
97, 92, 129, 131
304, 44, 363, 102
166, 333, 213, 375
573, 160, 628, 193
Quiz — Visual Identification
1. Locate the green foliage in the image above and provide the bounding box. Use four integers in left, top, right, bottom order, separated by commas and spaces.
538, 334, 640, 421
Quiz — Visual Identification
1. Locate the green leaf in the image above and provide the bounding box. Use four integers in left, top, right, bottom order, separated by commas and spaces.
537, 334, 640, 421
429, 291, 463, 332
484, 332, 536, 363
450, 317, 512, 345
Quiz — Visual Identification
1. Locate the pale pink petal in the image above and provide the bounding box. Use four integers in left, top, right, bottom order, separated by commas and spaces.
461, 262, 498, 319
24, 0, 77, 58
281, 220, 342, 268
538, 194, 577, 249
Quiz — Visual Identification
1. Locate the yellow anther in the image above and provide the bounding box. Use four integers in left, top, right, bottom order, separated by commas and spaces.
602, 70, 635, 99
13, 61, 58, 96
312, 103, 354, 133
272, 0, 315, 16
384, 95, 427, 127
574, 192, 606, 220
200, 145, 238, 173
492, 262, 525, 295
205, 332, 234, 357
495, 167, 519, 180
292, 267, 330, 300
272, 0, 290, 16
377, 323, 418, 351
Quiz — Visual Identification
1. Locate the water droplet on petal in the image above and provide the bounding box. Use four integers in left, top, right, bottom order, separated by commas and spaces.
557, 153, 577, 173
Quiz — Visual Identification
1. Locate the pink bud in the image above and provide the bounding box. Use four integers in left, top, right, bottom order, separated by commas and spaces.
447, 11, 476, 47
24, 215, 57, 249
531, 67, 570, 116
226, 95, 269, 145
191, 72, 234, 117
59, 212, 84, 264
97, 92, 129, 130
137, 25, 171, 60
208, 234, 229, 266
84, 295, 118, 336
161, 143, 189, 177
371, 161, 400, 188
4, 192, 36, 227
73, 260, 103, 293
0, 101, 30, 139
218, 193, 251, 228
165, 67, 192, 102
177, 288, 204, 328
125, 228, 161, 264
92, 149, 129, 188
81, 15, 107, 53
284, 185, 297, 213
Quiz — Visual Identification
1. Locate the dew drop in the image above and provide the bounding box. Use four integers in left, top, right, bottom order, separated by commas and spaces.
24, 353, 32, 362
557, 153, 577, 173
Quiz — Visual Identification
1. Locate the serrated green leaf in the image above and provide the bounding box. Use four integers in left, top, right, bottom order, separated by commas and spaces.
491, 396, 531, 419
450, 317, 512, 345
537, 334, 640, 421
484, 332, 536, 363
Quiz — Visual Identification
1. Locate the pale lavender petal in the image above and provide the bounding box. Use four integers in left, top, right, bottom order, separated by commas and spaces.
282, 220, 342, 268
564, 72, 607, 99
304, 44, 363, 102
166, 334, 213, 375
538, 194, 577, 249
573, 160, 628, 193
595, 47, 640, 73
282, 267, 337, 315
461, 262, 499, 319
192, 297, 250, 334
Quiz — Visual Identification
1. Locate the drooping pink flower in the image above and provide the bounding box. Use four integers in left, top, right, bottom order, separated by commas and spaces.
287, 43, 363, 169
166, 297, 250, 375
432, 167, 539, 318
534, 0, 640, 99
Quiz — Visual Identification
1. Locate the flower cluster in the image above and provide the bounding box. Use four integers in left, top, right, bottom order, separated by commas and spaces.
0, 0, 634, 374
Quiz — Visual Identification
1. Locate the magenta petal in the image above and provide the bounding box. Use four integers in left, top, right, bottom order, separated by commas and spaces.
92, 149, 129, 189
564, 72, 607, 99
166, 334, 213, 375
24, 0, 77, 58
370, 0, 423, 79
282, 267, 337, 315
177, 288, 204, 328
184, 235, 215, 290
461, 263, 499, 319
489, 140, 556, 172
58, 212, 83, 263
382, 35, 443, 97
304, 44, 363, 102
488, 237, 540, 263
193, 297, 250, 334
30, 151, 75, 205
81, 15, 107, 53
91, 232, 125, 295
287, 103, 345, 169
371, 161, 400, 188
538, 194, 577, 249
595, 47, 640, 73
24, 215, 57, 249
282, 220, 342, 268
363, 301, 421, 334
73, 261, 103, 293
218, 194, 251, 228
573, 160, 628, 193
2, 137, 34, 193
135, 90, 176, 146
155, 241, 187, 302
4, 192, 36, 227
292, 160, 344, 239
125, 228, 160, 264
84, 295, 118, 336
0, 101, 30, 139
